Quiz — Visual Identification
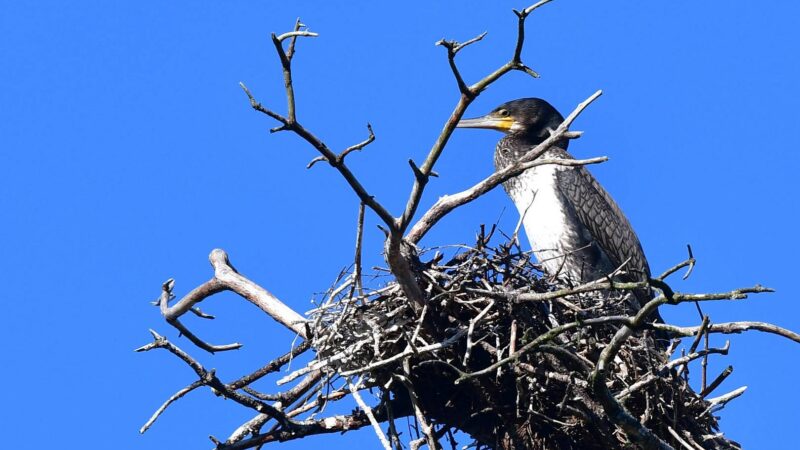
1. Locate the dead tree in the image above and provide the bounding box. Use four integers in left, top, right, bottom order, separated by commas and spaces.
137, 3, 800, 449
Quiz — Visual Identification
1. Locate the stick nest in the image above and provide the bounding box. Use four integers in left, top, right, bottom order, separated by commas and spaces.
306, 231, 739, 449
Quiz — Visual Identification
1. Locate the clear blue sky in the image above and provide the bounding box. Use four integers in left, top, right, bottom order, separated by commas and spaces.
2, 2, 799, 449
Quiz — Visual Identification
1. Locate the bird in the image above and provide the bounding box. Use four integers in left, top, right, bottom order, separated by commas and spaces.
457, 98, 652, 309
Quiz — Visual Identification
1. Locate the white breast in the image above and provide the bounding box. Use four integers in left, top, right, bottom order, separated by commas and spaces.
508, 165, 583, 278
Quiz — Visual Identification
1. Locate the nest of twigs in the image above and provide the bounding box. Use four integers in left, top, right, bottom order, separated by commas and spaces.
304, 229, 739, 450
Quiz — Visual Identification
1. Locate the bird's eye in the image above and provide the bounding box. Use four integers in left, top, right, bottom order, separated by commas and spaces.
497, 109, 509, 117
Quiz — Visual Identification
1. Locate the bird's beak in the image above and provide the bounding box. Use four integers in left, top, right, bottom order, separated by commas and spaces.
456, 115, 515, 132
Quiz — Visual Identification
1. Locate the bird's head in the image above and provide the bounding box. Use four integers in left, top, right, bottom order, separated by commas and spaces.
456, 98, 565, 145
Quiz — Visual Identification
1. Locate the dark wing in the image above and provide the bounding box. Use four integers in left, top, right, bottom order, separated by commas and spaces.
555, 149, 663, 328
553, 151, 651, 282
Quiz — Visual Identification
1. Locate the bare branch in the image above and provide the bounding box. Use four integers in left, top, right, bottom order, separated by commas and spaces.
189, 306, 215, 319
616, 342, 730, 401
309, 124, 376, 169
218, 398, 412, 450
339, 123, 376, 162
704, 386, 747, 414
468, 270, 645, 303
136, 331, 294, 428
275, 30, 318, 43
436, 31, 488, 95
140, 379, 204, 434
687, 316, 710, 356
240, 43, 395, 229
220, 417, 363, 450
657, 252, 696, 282
398, 2, 556, 234
226, 414, 270, 445
270, 21, 317, 123
209, 249, 308, 336
156, 249, 308, 353
520, 0, 555, 17
239, 82, 289, 125
677, 315, 710, 377
511, 1, 553, 70
463, 300, 495, 365
348, 377, 392, 450
154, 278, 241, 352
667, 426, 697, 450
396, 371, 441, 450
167, 316, 242, 353
657, 321, 800, 344
305, 155, 326, 169
700, 365, 733, 398
353, 202, 366, 297
228, 340, 312, 390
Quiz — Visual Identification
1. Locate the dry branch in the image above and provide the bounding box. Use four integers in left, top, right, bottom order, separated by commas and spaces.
158, 249, 308, 348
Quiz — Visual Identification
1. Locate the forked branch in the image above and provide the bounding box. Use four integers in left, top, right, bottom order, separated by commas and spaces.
399, 1, 554, 233
158, 249, 308, 353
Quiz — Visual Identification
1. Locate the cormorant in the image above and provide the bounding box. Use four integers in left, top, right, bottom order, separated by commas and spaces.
457, 98, 651, 308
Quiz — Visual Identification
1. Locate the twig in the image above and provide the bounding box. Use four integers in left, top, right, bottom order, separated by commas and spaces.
654, 320, 800, 343
228, 340, 312, 390
701, 329, 709, 392
139, 379, 204, 434
677, 315, 710, 376
657, 247, 695, 281
271, 20, 318, 123
704, 386, 747, 414
340, 124, 376, 162
667, 426, 697, 450
275, 30, 318, 43
396, 372, 441, 450
616, 342, 730, 401
435, 31, 488, 95
308, 124, 376, 169
700, 365, 733, 398
136, 330, 293, 429
468, 277, 648, 303
353, 202, 366, 298
226, 413, 270, 445
348, 377, 392, 450
463, 300, 495, 365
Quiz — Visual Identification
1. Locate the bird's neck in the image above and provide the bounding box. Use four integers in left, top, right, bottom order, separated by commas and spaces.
495, 134, 570, 170
513, 129, 570, 150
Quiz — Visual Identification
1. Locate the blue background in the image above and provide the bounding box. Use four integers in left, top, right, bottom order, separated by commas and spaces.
2, 1, 798, 448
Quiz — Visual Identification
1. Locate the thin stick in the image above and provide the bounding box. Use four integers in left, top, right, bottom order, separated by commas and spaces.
348, 377, 392, 450
353, 202, 366, 297
140, 379, 204, 433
